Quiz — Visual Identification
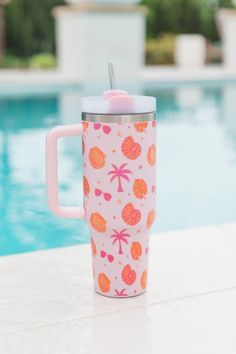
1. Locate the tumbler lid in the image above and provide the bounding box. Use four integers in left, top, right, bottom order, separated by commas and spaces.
82, 64, 156, 114
82, 91, 156, 115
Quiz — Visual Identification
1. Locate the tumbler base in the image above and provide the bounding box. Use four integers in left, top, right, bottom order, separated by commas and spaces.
95, 289, 146, 299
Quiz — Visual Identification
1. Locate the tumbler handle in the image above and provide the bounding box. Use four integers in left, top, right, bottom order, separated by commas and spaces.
46, 124, 85, 219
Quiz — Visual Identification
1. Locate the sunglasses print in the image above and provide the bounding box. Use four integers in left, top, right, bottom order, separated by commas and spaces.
95, 188, 112, 201
100, 250, 114, 263
94, 123, 111, 135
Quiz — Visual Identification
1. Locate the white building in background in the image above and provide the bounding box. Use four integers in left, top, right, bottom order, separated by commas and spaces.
216, 8, 236, 72
175, 34, 206, 69
53, 0, 146, 87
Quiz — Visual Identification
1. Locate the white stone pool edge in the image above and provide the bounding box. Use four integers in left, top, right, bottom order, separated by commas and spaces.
0, 223, 236, 354
0, 66, 236, 87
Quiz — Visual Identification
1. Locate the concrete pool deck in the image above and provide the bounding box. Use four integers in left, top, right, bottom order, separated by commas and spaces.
0, 223, 236, 353
0, 66, 236, 89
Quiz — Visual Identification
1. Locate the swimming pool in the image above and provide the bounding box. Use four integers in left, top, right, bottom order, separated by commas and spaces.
0, 82, 236, 256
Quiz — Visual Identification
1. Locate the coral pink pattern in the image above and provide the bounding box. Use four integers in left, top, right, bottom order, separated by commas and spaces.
121, 136, 141, 160
110, 229, 130, 255
82, 119, 156, 297
122, 203, 141, 226
108, 163, 132, 192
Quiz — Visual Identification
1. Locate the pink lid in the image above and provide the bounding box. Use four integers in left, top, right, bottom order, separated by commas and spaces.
82, 90, 156, 114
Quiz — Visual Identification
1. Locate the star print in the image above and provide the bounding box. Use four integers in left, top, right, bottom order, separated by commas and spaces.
116, 132, 122, 137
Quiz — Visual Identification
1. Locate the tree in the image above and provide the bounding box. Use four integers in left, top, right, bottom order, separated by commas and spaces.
5, 0, 64, 57
141, 0, 234, 41
0, 0, 9, 58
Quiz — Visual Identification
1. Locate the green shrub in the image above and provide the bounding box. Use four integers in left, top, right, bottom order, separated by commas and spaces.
0, 53, 56, 69
142, 0, 234, 41
146, 33, 176, 65
29, 53, 56, 69
0, 55, 28, 68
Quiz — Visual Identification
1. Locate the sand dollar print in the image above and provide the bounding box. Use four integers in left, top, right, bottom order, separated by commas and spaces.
89, 146, 106, 169
133, 179, 147, 199
147, 209, 156, 230
98, 273, 110, 293
83, 176, 90, 196
130, 242, 142, 260
147, 144, 156, 166
133, 122, 148, 132
140, 270, 147, 290
90, 212, 107, 232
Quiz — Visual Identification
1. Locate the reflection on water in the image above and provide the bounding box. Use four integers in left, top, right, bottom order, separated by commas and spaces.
0, 95, 88, 255
222, 86, 236, 154
0, 84, 236, 255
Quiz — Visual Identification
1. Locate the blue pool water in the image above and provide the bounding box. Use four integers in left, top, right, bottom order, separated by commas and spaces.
0, 82, 236, 256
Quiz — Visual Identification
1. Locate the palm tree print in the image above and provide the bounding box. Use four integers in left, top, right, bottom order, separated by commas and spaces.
108, 163, 132, 192
114, 289, 127, 297
110, 229, 130, 255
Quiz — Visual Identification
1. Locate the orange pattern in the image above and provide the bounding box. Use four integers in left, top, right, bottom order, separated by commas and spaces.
90, 212, 107, 232
122, 264, 136, 285
122, 203, 141, 226
133, 179, 147, 199
98, 272, 110, 293
147, 209, 156, 229
82, 120, 157, 296
83, 176, 90, 196
82, 121, 89, 131
82, 139, 85, 155
91, 238, 96, 257
147, 144, 156, 166
130, 242, 142, 260
121, 136, 141, 160
89, 147, 106, 169
134, 122, 148, 132
140, 270, 147, 289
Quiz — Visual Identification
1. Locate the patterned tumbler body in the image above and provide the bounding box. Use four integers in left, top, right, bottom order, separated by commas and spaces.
82, 117, 157, 297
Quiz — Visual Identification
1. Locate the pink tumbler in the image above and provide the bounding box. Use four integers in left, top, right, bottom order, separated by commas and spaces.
46, 88, 156, 298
